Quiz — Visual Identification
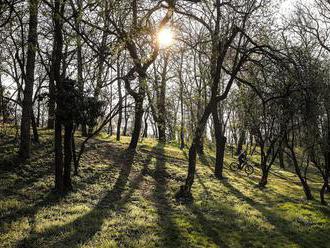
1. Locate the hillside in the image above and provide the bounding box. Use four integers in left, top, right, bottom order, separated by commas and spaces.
1, 130, 329, 248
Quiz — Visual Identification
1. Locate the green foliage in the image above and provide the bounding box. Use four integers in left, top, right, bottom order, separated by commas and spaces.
58, 78, 105, 127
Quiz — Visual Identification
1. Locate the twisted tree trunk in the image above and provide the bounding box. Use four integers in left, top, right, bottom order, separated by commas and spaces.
129, 91, 144, 150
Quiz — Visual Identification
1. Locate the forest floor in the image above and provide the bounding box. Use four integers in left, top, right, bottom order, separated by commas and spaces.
0, 129, 330, 248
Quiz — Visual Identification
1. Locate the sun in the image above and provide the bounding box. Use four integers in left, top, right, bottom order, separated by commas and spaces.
157, 27, 174, 48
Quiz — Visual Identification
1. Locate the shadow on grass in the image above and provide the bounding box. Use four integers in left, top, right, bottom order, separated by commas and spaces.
149, 142, 184, 246
198, 153, 215, 171
185, 203, 230, 248
0, 143, 58, 227
221, 179, 330, 247
15, 146, 150, 248
159, 146, 230, 246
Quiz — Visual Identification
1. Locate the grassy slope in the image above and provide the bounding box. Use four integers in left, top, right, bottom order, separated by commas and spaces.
0, 129, 329, 248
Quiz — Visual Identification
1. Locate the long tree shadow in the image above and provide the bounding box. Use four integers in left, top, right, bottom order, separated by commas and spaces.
0, 135, 54, 197
16, 146, 151, 248
185, 203, 230, 248
150, 143, 184, 247
198, 153, 215, 172
221, 180, 330, 247
180, 171, 230, 247
0, 144, 121, 226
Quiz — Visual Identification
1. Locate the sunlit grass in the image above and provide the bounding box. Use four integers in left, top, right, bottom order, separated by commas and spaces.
0, 129, 329, 247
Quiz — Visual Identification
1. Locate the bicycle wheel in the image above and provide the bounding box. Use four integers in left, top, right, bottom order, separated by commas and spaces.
230, 162, 240, 171
245, 164, 254, 175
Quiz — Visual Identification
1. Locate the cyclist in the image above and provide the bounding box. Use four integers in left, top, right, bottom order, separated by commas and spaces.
238, 150, 247, 169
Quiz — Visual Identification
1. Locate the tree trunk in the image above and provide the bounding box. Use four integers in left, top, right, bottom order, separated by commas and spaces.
47, 37, 56, 129
116, 79, 123, 141
212, 108, 226, 179
63, 123, 73, 191
123, 95, 129, 136
196, 137, 204, 155
180, 126, 185, 150
157, 58, 167, 143
320, 178, 328, 205
180, 86, 185, 150
74, 0, 87, 137
47, 81, 55, 129
0, 76, 6, 124
158, 122, 166, 142
72, 130, 78, 176
176, 102, 212, 200
19, 0, 38, 160
237, 129, 246, 155
55, 119, 63, 192
108, 121, 113, 136
36, 98, 40, 127
94, 23, 108, 99
31, 111, 39, 143
278, 146, 285, 169
178, 53, 185, 149
53, 0, 65, 193
215, 136, 226, 179
289, 145, 313, 200
143, 111, 148, 138
259, 167, 269, 188
301, 178, 313, 200
196, 100, 204, 155
129, 95, 144, 150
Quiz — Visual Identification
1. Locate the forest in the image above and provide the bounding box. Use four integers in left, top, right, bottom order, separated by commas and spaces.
0, 0, 330, 247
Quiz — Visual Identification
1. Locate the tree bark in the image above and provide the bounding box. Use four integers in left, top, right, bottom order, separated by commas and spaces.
176, 102, 212, 199
259, 167, 269, 188
19, 0, 38, 160
143, 110, 148, 138
156, 57, 167, 143
63, 122, 73, 191
278, 146, 285, 169
258, 150, 269, 188
94, 33, 106, 99
287, 141, 313, 200
320, 178, 328, 205
123, 95, 129, 136
129, 93, 144, 150
55, 119, 63, 192
74, 0, 87, 136
47, 76, 55, 129
72, 130, 78, 176
116, 61, 123, 141
36, 98, 40, 127
47, 28, 57, 129
237, 129, 246, 155
31, 111, 39, 143
179, 53, 185, 150
53, 0, 65, 193
212, 107, 226, 179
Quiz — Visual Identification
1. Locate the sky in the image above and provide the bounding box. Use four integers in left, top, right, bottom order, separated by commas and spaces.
1, 0, 315, 89
280, 0, 297, 15
279, 0, 314, 16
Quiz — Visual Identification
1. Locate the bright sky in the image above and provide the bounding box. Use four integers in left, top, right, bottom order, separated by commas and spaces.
0, 0, 316, 90
280, 0, 297, 15
279, 0, 314, 16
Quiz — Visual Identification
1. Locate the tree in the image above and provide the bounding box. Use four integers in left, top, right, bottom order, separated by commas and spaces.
19, 0, 39, 160
53, 0, 66, 193
176, 0, 268, 199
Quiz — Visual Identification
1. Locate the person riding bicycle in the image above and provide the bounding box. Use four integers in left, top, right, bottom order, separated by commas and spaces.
238, 150, 247, 169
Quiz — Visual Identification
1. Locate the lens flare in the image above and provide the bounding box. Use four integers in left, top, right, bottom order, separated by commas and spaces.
157, 27, 174, 48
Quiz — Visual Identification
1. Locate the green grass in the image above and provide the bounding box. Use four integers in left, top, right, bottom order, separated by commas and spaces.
0, 130, 329, 248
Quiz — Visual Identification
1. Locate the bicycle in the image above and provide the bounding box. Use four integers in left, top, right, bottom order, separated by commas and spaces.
229, 157, 254, 176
